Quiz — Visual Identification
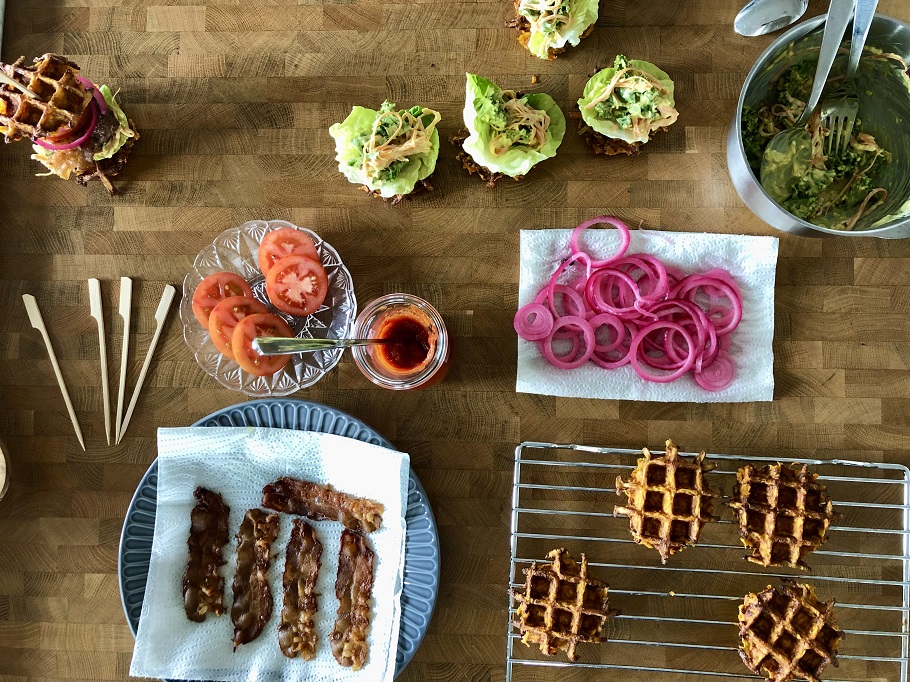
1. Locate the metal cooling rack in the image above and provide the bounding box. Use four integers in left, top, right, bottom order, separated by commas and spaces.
507, 442, 910, 682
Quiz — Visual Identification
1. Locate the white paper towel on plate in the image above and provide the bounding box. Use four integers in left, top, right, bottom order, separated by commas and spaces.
129, 427, 409, 682
517, 228, 779, 403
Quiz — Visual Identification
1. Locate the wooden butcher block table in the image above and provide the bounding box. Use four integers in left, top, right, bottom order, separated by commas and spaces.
2, 0, 910, 681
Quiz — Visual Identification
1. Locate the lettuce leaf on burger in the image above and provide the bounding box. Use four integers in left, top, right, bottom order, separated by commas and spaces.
454, 72, 565, 185
577, 55, 678, 156
329, 100, 441, 202
509, 0, 599, 60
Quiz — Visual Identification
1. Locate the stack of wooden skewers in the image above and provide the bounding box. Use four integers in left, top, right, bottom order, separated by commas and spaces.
22, 279, 176, 449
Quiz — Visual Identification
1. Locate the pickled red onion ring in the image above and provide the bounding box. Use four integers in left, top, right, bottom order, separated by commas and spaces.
591, 346, 632, 369
539, 316, 594, 369
693, 352, 735, 391
670, 275, 743, 336
589, 313, 625, 353
665, 265, 687, 287
546, 252, 590, 317
585, 269, 641, 318
514, 303, 554, 341
630, 321, 696, 383
516, 215, 744, 390
614, 255, 669, 302
570, 216, 631, 268
76, 76, 108, 115
34, 100, 98, 150
540, 333, 580, 364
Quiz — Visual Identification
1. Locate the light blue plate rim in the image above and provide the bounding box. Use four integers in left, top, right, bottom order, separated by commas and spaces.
117, 398, 440, 680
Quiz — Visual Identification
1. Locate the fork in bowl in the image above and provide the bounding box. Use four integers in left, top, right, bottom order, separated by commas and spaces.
821, 0, 877, 156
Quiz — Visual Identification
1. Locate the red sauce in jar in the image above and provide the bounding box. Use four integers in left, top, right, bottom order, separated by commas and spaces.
376, 314, 432, 372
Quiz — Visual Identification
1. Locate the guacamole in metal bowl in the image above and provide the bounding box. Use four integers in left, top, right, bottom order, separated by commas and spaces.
741, 51, 907, 231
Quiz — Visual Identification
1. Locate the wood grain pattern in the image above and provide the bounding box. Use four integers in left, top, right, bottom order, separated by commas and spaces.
2, 0, 910, 680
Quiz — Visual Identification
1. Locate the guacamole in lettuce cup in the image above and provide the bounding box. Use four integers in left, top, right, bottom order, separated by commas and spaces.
578, 55, 678, 145
329, 101, 441, 199
515, 0, 599, 60
461, 73, 565, 179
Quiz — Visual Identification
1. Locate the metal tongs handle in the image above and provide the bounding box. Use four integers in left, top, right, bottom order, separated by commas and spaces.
797, 0, 855, 126
845, 0, 878, 82
252, 337, 391, 356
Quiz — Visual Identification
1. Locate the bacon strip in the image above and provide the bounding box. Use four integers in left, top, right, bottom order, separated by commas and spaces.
231, 508, 279, 650
278, 519, 323, 660
262, 477, 384, 533
330, 529, 375, 670
182, 487, 230, 622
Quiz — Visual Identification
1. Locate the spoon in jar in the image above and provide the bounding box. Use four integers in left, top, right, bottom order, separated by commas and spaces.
734, 0, 809, 36
759, 0, 854, 201
252, 337, 395, 355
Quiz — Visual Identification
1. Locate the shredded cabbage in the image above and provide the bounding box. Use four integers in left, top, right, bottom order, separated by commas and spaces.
462, 73, 565, 177
329, 101, 441, 198
578, 55, 677, 143
30, 145, 89, 179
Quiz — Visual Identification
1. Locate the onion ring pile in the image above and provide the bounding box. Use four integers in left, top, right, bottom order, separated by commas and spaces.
514, 216, 742, 390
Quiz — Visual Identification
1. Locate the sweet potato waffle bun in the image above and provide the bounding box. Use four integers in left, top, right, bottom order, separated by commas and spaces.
507, 442, 910, 681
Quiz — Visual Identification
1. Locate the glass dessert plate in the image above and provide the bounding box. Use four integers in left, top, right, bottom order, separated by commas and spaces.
180, 220, 357, 396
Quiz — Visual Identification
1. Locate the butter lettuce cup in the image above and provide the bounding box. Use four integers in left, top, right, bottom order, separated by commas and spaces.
451, 73, 566, 187
507, 0, 598, 61
328, 100, 441, 204
576, 55, 679, 156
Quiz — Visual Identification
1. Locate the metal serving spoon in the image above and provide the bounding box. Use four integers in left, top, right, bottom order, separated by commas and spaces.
759, 0, 855, 202
734, 0, 809, 36
252, 337, 394, 356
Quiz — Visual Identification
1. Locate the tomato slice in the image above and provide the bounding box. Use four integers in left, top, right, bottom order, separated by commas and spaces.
208, 296, 269, 360
258, 228, 319, 276
265, 255, 329, 317
231, 313, 294, 377
192, 272, 254, 327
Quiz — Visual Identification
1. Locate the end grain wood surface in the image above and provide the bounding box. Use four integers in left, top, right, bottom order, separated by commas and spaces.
2, 1, 910, 680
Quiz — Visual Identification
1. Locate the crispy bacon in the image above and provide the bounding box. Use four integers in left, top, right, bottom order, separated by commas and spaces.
278, 519, 323, 660
261, 477, 384, 533
182, 487, 230, 622
330, 529, 375, 670
231, 508, 279, 650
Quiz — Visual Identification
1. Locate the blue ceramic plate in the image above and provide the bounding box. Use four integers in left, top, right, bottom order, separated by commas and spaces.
118, 399, 440, 679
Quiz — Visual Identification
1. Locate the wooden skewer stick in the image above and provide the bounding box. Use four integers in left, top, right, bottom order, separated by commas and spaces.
114, 277, 132, 444
0, 70, 39, 99
22, 294, 86, 451
117, 285, 176, 444
88, 279, 111, 446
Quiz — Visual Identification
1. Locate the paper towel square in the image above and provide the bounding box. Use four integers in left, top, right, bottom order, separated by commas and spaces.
129, 427, 409, 682
517, 229, 779, 403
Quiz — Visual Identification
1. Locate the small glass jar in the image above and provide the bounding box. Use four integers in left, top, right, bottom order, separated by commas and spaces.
352, 294, 450, 390
0, 437, 9, 501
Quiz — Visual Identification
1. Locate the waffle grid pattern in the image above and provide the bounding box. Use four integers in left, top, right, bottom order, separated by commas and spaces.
614, 439, 719, 563
729, 463, 836, 571
511, 548, 614, 661
0, 54, 90, 142
739, 581, 845, 682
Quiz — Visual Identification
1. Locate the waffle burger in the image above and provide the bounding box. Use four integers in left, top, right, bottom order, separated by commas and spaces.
0, 54, 138, 194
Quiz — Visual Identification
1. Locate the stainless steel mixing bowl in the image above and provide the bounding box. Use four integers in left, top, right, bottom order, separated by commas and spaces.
727, 14, 910, 237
